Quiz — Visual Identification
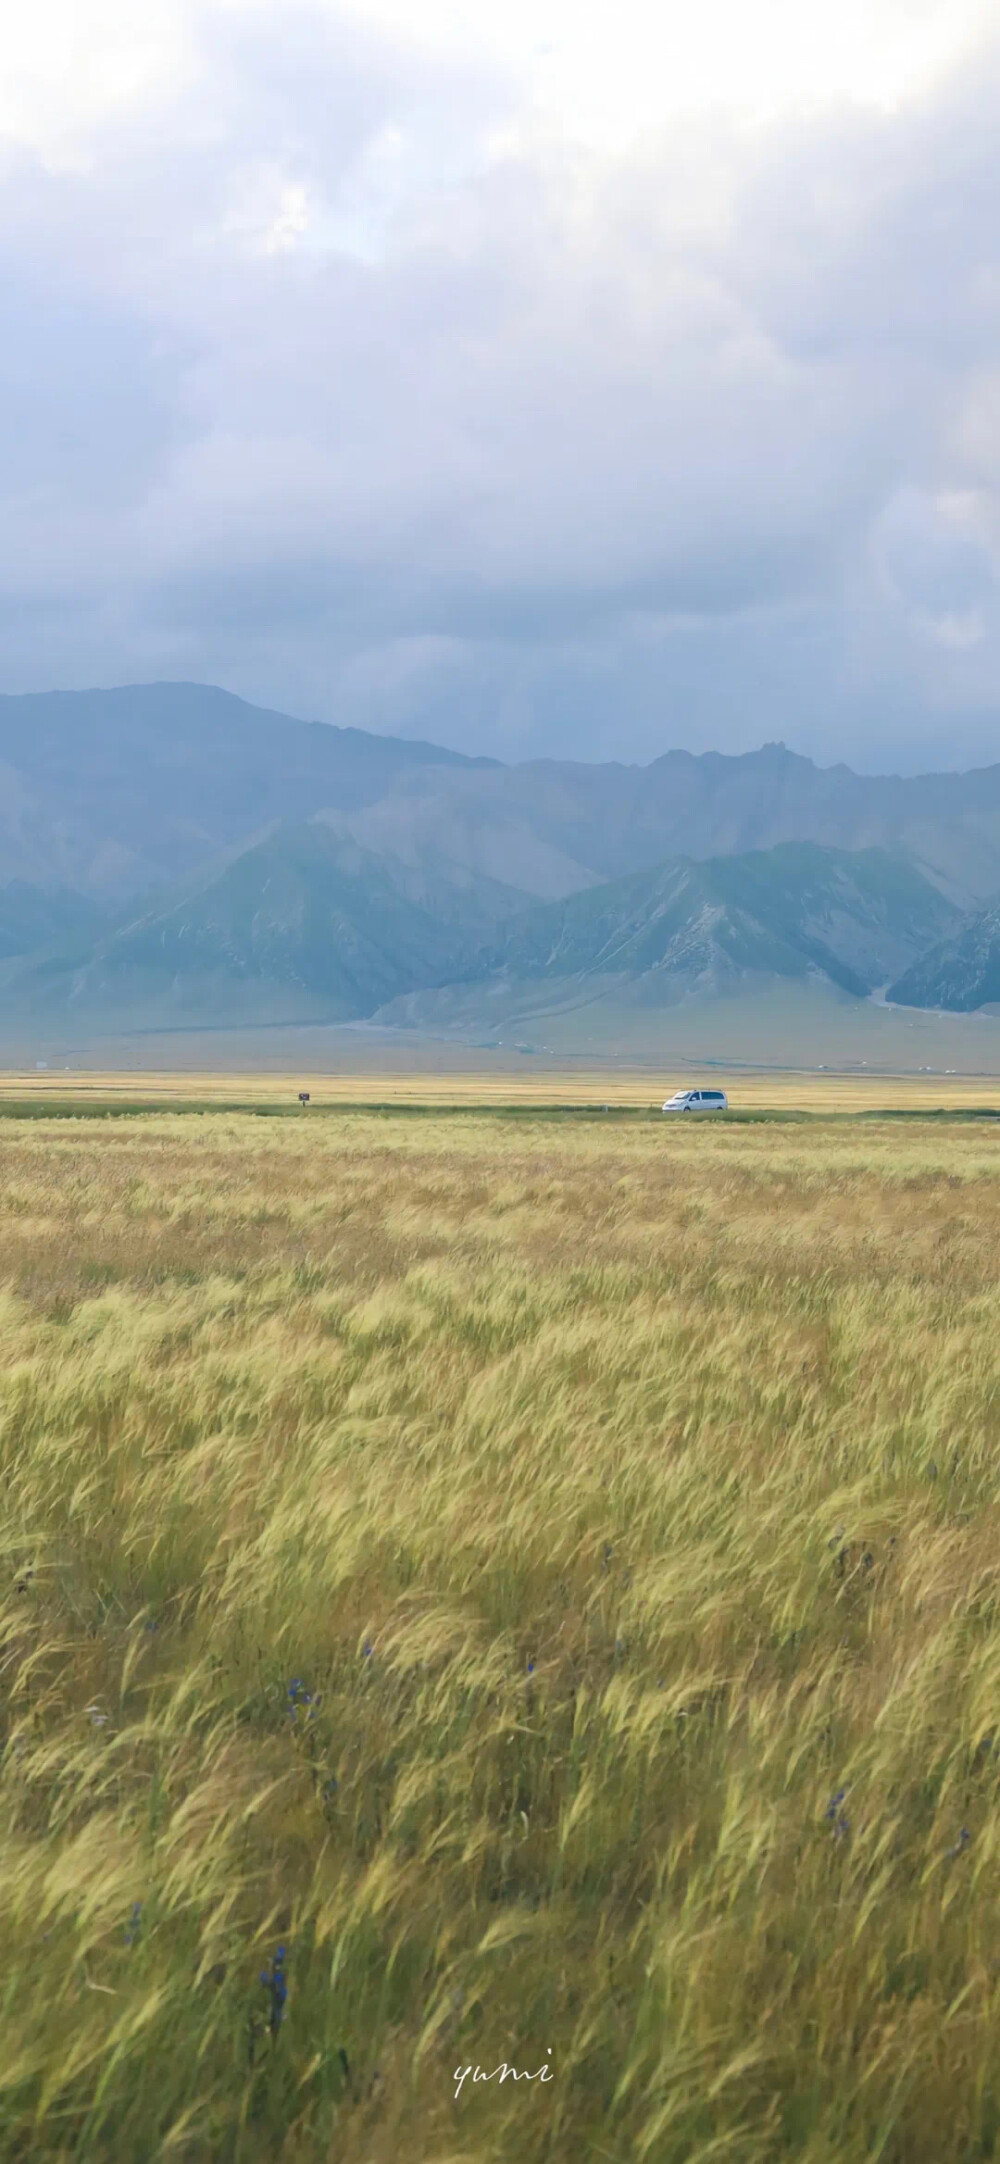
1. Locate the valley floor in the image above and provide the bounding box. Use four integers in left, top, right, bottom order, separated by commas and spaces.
3, 1105, 1000, 2159
3, 1060, 1000, 1113
7, 975, 1000, 1081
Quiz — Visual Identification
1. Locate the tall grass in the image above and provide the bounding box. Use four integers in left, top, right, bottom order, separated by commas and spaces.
3, 1111, 1000, 2159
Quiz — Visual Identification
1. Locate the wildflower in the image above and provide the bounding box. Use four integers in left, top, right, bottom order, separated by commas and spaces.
824, 1788, 850, 1839
362, 1639, 374, 1659
260, 1945, 287, 2035
124, 1901, 142, 1948
526, 1659, 535, 1676
288, 1679, 317, 1723
946, 1828, 971, 1859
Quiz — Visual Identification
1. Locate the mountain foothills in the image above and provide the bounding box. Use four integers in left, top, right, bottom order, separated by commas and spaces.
2, 825, 519, 1029
2, 829, 962, 1032
2, 682, 1000, 1032
888, 902, 1000, 1013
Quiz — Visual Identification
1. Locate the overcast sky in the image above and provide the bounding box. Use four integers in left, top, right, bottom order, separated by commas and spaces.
4, 0, 1000, 771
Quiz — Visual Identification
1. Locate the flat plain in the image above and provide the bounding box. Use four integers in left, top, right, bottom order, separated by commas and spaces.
7, 1062, 1000, 1110
5, 1094, 1000, 2160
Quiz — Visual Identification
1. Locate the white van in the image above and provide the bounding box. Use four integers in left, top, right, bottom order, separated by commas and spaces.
662, 1088, 728, 1113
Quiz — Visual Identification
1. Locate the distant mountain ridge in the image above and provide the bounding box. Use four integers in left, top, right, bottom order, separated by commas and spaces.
334, 740, 1000, 909
4, 684, 1000, 910
0, 682, 495, 900
4, 682, 1000, 1035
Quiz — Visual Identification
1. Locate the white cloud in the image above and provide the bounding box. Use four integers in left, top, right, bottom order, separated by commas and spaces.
334, 0, 1000, 140
2, 1, 1000, 768
0, 1, 197, 165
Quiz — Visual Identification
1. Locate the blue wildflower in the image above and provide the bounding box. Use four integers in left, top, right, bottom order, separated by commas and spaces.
824, 1788, 850, 1839
288, 1679, 317, 1722
124, 1900, 143, 1947
526, 1659, 535, 1676
260, 1945, 287, 2034
946, 1827, 971, 1858
362, 1639, 374, 1659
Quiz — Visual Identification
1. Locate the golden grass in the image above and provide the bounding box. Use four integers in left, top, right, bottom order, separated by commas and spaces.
5, 1063, 1000, 1109
4, 1110, 1000, 2158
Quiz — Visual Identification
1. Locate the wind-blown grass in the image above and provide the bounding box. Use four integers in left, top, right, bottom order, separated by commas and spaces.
3, 1111, 1000, 2159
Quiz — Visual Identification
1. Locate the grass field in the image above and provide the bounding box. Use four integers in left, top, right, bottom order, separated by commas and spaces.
6, 1064, 1000, 1111
6, 1102, 1000, 2159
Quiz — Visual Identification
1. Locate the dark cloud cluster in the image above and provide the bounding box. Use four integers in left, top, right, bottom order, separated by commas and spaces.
2, 4, 1000, 770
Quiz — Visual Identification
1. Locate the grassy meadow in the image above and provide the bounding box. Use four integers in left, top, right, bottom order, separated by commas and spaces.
8, 1062, 1000, 1110
5, 1103, 1000, 2157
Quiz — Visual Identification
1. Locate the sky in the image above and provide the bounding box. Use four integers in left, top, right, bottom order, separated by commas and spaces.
3, 0, 1000, 772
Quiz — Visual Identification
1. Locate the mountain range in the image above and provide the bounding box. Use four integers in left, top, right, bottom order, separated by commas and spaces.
0, 682, 493, 899
2, 681, 1000, 1041
8, 681, 1000, 909
468, 843, 958, 1000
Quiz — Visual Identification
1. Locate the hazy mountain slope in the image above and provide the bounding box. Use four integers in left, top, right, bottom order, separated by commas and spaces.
888, 902, 1000, 1012
0, 880, 106, 959
459, 843, 962, 1004
0, 823, 974, 1048
2, 823, 487, 1026
347, 743, 1000, 906
310, 813, 537, 921
707, 845, 960, 989
333, 792, 604, 903
5, 831, 959, 1032
0, 683, 495, 900
8, 683, 1000, 916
